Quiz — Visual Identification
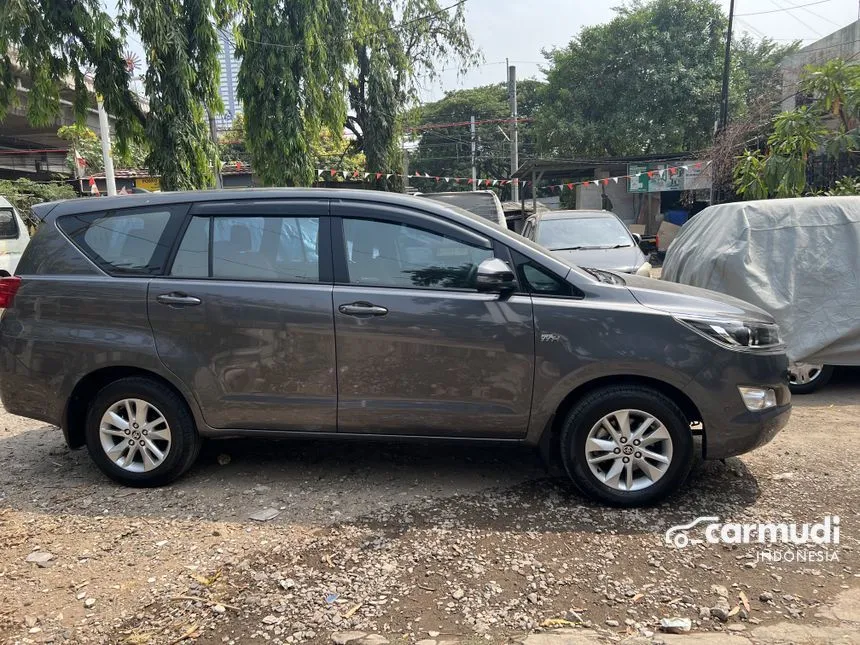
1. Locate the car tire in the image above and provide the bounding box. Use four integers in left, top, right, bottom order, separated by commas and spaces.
85, 377, 201, 487
788, 363, 834, 395
560, 385, 694, 507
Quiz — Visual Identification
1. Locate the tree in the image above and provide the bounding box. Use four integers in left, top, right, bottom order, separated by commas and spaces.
733, 59, 860, 199
118, 0, 226, 190
535, 0, 797, 158
57, 124, 148, 174
236, 0, 355, 186
408, 80, 544, 194
0, 0, 144, 151
346, 0, 478, 177
0, 179, 76, 232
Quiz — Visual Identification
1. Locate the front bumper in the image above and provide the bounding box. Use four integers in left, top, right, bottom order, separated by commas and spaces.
705, 393, 791, 459
686, 349, 792, 460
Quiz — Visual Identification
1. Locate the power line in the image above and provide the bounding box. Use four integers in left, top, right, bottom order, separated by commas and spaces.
768, 0, 823, 36
780, 0, 842, 27
736, 0, 832, 16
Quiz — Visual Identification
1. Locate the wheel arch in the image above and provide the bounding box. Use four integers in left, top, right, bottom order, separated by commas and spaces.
536, 374, 704, 465
63, 366, 198, 449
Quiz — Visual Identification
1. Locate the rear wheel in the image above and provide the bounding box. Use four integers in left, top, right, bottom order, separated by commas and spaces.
560, 386, 694, 506
788, 363, 833, 395
85, 377, 200, 486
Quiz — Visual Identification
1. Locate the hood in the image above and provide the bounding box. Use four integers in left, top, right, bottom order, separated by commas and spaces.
551, 245, 646, 273
621, 273, 775, 322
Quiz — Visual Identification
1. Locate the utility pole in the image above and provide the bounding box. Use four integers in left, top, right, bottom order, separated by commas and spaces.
96, 97, 117, 196
508, 63, 519, 202
208, 110, 223, 189
718, 0, 735, 133
470, 115, 477, 191
402, 146, 409, 194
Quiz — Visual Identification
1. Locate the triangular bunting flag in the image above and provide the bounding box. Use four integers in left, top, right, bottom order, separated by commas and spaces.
386, 174, 392, 179
330, 168, 337, 177
694, 162, 702, 170
363, 172, 370, 179
444, 177, 451, 183
317, 169, 324, 177
601, 179, 609, 185
376, 172, 382, 180
612, 177, 619, 183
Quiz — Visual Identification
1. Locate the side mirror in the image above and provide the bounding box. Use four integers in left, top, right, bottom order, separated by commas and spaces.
632, 233, 642, 245
476, 258, 516, 294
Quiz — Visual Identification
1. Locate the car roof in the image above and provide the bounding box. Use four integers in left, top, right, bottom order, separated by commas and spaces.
30, 188, 495, 227
535, 209, 619, 222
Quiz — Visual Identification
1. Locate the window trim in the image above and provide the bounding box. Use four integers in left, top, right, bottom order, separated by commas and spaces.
510, 249, 584, 299
331, 214, 497, 293
57, 204, 189, 277
164, 211, 332, 284
0, 208, 20, 240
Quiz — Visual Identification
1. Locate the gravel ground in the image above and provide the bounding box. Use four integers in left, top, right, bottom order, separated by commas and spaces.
1, 369, 859, 645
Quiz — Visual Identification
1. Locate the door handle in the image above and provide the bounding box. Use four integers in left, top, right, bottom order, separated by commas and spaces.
338, 302, 388, 317
156, 292, 202, 307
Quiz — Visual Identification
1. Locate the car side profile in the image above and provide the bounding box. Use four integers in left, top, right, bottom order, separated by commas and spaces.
522, 209, 652, 276
0, 190, 791, 506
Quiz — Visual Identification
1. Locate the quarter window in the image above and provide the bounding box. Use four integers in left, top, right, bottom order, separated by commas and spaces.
341, 218, 492, 290
58, 209, 176, 275
520, 262, 575, 297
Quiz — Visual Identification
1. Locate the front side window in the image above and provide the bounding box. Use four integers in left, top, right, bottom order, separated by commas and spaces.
0, 209, 20, 239
342, 218, 492, 290
59, 209, 175, 275
537, 216, 634, 251
170, 215, 320, 282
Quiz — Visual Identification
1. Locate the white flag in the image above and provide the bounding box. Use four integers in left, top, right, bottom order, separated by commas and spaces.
363, 172, 370, 179
317, 169, 323, 177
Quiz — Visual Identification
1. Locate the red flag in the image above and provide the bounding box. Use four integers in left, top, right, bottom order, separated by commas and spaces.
669, 167, 677, 176
415, 171, 421, 177
467, 178, 473, 184
647, 171, 655, 179
88, 176, 100, 196
566, 183, 574, 189
694, 162, 702, 170
435, 176, 440, 182
353, 170, 360, 178
602, 178, 609, 185
330, 168, 337, 177
375, 172, 382, 180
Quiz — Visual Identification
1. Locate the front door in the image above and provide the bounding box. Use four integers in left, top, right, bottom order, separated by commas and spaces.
148, 199, 337, 431
331, 201, 534, 437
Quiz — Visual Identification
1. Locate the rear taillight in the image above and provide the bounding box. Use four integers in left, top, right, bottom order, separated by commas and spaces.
655, 234, 660, 249
0, 276, 22, 308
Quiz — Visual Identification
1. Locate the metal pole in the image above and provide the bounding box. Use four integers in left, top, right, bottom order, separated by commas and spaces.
531, 168, 536, 216
718, 0, 735, 132
96, 97, 117, 196
470, 115, 477, 191
208, 110, 223, 189
508, 64, 519, 202
402, 147, 409, 194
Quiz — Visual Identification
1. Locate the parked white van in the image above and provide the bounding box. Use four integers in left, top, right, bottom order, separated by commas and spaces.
0, 197, 31, 276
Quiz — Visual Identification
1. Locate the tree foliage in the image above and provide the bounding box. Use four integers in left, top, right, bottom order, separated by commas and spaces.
536, 0, 797, 158
236, 0, 354, 186
347, 0, 478, 178
57, 124, 147, 173
408, 81, 544, 193
118, 0, 228, 190
734, 59, 860, 199
0, 178, 76, 232
0, 0, 144, 151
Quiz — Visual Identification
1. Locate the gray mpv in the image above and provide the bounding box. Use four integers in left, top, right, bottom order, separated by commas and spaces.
0, 190, 791, 506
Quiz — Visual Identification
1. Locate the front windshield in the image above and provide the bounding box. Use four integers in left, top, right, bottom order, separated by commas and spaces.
537, 217, 633, 251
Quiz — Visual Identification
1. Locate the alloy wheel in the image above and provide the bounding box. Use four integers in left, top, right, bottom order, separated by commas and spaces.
788, 362, 824, 385
584, 409, 674, 492
99, 398, 172, 473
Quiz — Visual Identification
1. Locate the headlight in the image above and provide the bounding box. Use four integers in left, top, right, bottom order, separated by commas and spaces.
635, 262, 652, 277
676, 317, 782, 350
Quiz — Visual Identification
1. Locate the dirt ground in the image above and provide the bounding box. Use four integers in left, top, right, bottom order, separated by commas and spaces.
1, 370, 859, 645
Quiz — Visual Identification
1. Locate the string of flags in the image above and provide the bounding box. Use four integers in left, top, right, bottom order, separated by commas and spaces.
315, 160, 712, 192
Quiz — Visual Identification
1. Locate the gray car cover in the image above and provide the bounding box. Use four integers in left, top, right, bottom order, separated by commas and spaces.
662, 196, 860, 365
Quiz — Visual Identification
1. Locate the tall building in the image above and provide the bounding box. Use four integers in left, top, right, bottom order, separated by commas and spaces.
216, 28, 241, 127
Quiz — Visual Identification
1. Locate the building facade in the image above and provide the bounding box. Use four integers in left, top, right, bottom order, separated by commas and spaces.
216, 28, 241, 128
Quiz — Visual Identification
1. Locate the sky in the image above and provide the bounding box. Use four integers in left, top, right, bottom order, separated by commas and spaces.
420, 0, 860, 101
112, 0, 860, 102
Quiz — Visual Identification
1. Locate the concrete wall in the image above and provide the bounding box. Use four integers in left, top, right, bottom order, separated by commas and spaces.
575, 167, 638, 224
781, 21, 860, 110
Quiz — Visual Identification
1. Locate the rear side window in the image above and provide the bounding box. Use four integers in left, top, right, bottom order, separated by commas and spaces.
0, 209, 19, 239
58, 208, 182, 275
170, 215, 320, 283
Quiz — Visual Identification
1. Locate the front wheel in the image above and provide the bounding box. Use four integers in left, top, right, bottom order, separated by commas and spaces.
560, 386, 694, 507
85, 377, 201, 486
788, 363, 833, 395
